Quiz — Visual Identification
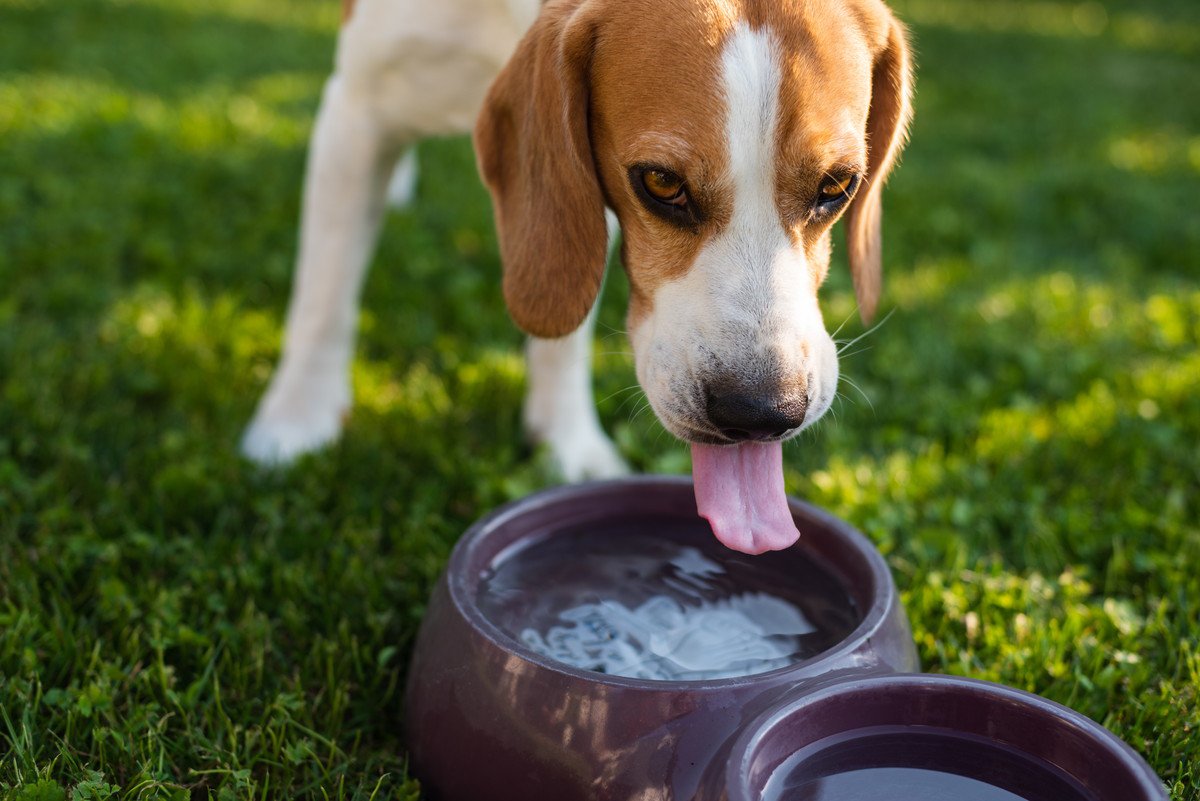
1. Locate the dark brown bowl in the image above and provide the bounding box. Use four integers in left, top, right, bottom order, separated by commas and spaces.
403, 476, 917, 801
724, 673, 1168, 801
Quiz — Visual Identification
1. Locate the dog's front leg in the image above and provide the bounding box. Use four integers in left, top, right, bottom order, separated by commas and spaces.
524, 320, 629, 482
523, 212, 629, 482
242, 74, 401, 465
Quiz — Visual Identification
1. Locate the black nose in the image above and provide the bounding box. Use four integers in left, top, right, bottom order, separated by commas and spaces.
705, 389, 808, 442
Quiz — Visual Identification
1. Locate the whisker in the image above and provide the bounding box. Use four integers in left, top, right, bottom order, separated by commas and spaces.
836, 345, 874, 360
828, 304, 860, 342
830, 402, 843, 430
653, 423, 673, 448
629, 400, 653, 423
597, 384, 642, 406
826, 402, 840, 426
798, 423, 817, 447
835, 307, 896, 355
839, 375, 876, 416
614, 390, 647, 417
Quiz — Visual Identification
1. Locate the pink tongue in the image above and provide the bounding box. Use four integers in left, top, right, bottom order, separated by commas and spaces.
691, 441, 801, 555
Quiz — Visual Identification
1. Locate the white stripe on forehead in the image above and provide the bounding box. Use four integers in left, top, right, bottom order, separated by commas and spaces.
720, 22, 783, 228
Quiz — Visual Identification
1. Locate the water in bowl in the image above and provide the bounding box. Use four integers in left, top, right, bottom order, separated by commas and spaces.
761, 727, 1096, 801
476, 517, 859, 681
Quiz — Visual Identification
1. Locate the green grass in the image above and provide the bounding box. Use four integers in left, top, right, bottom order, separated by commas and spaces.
1, 0, 1198, 797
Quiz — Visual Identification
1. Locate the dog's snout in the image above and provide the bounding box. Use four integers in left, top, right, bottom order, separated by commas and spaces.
705, 387, 808, 442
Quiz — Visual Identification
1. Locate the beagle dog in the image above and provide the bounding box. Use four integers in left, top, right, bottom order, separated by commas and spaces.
242, 0, 913, 554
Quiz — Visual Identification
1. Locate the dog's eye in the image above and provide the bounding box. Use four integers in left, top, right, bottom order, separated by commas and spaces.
642, 169, 687, 206
815, 174, 860, 209
630, 165, 701, 229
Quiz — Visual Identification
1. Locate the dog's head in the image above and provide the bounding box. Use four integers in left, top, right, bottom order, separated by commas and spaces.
476, 0, 912, 450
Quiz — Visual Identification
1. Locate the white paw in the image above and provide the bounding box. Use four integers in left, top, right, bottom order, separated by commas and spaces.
240, 374, 350, 466
386, 148, 418, 209
544, 427, 631, 482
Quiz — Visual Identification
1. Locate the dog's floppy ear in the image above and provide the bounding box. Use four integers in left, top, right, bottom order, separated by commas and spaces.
474, 0, 608, 338
844, 15, 913, 324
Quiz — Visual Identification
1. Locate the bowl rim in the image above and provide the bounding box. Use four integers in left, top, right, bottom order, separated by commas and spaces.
722, 672, 1168, 801
444, 474, 904, 691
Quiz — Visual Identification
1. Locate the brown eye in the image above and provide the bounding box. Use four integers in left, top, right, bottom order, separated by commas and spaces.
630, 165, 702, 229
642, 169, 687, 205
816, 173, 860, 209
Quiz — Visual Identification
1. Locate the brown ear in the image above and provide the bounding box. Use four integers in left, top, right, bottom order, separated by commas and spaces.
474, 0, 608, 338
843, 16, 914, 324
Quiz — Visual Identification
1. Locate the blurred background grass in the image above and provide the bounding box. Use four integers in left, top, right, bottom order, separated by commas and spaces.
1, 0, 1198, 798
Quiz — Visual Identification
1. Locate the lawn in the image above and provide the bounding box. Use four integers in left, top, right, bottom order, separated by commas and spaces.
1, 0, 1198, 798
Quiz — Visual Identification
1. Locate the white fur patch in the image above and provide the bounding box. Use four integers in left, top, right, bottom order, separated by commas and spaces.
386, 146, 419, 208
722, 22, 785, 236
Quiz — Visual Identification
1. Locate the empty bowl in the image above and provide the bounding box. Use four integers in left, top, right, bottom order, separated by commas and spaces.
403, 476, 917, 801
723, 673, 1168, 801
